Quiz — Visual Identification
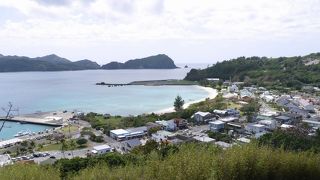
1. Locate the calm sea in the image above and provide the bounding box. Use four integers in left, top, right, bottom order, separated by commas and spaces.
0, 64, 210, 116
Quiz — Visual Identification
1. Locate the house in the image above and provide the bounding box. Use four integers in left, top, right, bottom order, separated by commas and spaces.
260, 92, 274, 102
209, 120, 225, 132
276, 95, 291, 106
206, 78, 220, 83
288, 107, 309, 118
145, 122, 162, 130
302, 119, 320, 128
228, 84, 239, 93
215, 141, 232, 149
151, 130, 175, 142
226, 109, 240, 116
258, 120, 277, 130
274, 115, 291, 124
213, 109, 228, 117
219, 116, 239, 123
226, 122, 244, 133
280, 124, 294, 130
0, 154, 12, 167
245, 123, 266, 134
193, 136, 215, 143
237, 137, 251, 144
121, 138, 142, 152
91, 144, 112, 155
192, 111, 213, 123
155, 120, 177, 131
173, 118, 188, 129
240, 89, 254, 101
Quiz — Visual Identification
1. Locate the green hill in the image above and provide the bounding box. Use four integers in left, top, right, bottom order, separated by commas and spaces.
0, 54, 100, 72
185, 53, 320, 90
101, 54, 177, 69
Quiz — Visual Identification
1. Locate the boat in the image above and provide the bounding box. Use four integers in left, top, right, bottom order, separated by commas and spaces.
14, 130, 31, 137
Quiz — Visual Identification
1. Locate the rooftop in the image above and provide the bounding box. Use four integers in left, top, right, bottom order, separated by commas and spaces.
110, 129, 129, 135
93, 144, 111, 151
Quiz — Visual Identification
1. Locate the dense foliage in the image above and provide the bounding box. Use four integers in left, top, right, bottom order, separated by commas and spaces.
2, 143, 320, 180
101, 54, 177, 69
185, 53, 320, 89
258, 128, 320, 152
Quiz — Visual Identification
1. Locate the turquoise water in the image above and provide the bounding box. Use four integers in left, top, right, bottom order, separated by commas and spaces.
0, 67, 209, 116
0, 120, 55, 140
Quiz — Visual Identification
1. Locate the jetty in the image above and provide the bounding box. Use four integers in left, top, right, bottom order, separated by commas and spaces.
96, 79, 198, 87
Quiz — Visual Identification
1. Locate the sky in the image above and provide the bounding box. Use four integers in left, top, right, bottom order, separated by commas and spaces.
0, 0, 320, 64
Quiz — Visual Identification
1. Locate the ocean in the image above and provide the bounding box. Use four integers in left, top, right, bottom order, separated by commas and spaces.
0, 64, 210, 116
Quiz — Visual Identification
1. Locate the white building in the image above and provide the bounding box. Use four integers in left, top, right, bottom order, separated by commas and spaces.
193, 136, 215, 143
151, 130, 174, 142
0, 154, 13, 167
110, 129, 129, 140
228, 84, 239, 93
91, 144, 112, 155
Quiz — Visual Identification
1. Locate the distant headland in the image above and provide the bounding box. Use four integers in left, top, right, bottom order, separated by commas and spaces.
0, 54, 177, 72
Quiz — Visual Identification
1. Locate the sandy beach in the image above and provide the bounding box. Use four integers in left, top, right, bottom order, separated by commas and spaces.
154, 86, 218, 114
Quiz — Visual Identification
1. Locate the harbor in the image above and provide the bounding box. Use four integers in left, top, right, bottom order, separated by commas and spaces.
0, 111, 74, 142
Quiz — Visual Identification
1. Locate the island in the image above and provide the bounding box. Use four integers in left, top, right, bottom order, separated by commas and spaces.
0, 54, 100, 72
0, 54, 178, 72
101, 54, 177, 69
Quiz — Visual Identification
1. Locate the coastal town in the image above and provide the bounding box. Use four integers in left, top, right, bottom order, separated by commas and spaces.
1, 78, 319, 167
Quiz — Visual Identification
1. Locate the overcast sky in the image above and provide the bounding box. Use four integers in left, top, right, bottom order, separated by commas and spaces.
0, 0, 320, 64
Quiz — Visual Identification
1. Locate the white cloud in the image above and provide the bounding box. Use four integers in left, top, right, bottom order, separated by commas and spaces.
0, 0, 319, 63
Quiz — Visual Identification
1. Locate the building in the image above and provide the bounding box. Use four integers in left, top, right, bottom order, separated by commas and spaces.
0, 154, 12, 167
302, 119, 320, 128
274, 115, 292, 124
228, 84, 239, 93
192, 111, 213, 123
219, 116, 238, 123
193, 136, 215, 143
245, 123, 266, 134
215, 141, 232, 149
121, 138, 142, 152
206, 78, 220, 83
155, 120, 177, 131
110, 126, 147, 141
91, 144, 112, 155
151, 130, 175, 142
209, 120, 225, 132
258, 120, 277, 130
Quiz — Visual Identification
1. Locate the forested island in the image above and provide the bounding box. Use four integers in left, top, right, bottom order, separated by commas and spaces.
0, 54, 177, 72
185, 52, 320, 90
101, 54, 177, 69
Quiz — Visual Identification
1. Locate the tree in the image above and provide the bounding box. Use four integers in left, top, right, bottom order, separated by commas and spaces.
174, 95, 185, 112
76, 138, 88, 147
0, 102, 18, 132
69, 140, 77, 158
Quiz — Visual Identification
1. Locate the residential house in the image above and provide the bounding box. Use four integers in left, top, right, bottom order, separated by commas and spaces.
192, 111, 213, 123
240, 89, 254, 101
258, 120, 277, 130
121, 138, 142, 152
209, 120, 225, 132
245, 123, 266, 134
193, 136, 215, 143
228, 84, 239, 93
173, 118, 188, 129
274, 115, 292, 124
155, 120, 177, 131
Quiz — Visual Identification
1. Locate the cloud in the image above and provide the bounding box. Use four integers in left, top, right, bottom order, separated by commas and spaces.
0, 0, 319, 62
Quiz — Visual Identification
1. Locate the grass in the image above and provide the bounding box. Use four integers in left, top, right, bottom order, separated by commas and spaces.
40, 143, 62, 151
60, 125, 80, 134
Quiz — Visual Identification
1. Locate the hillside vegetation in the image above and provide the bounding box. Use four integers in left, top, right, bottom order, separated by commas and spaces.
1, 143, 320, 180
185, 53, 320, 90
101, 54, 177, 69
0, 54, 100, 72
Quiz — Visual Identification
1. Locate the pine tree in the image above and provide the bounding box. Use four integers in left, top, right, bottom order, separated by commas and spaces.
174, 95, 185, 112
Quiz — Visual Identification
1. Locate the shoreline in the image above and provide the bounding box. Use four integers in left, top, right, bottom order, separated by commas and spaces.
154, 86, 218, 114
